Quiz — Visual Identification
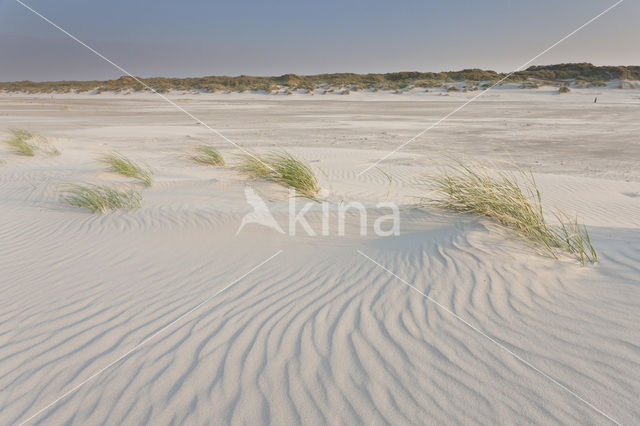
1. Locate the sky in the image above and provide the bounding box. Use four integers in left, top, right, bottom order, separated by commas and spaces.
0, 0, 638, 82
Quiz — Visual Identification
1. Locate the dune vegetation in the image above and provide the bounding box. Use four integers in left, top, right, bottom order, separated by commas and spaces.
2, 63, 637, 94
61, 184, 142, 213
191, 145, 225, 166
4, 129, 59, 156
5, 129, 36, 156
100, 152, 153, 185
423, 161, 597, 265
238, 151, 320, 198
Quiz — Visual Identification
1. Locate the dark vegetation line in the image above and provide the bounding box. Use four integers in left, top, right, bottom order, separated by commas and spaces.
1, 63, 639, 94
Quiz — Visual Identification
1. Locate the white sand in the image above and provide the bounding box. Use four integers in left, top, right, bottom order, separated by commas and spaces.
1, 88, 639, 424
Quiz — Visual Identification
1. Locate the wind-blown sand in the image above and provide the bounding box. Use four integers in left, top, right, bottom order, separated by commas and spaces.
1, 87, 639, 424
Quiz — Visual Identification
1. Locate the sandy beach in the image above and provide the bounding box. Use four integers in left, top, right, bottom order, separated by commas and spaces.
1, 87, 639, 424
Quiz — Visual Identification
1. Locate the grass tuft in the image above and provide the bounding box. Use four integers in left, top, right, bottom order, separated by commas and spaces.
238, 151, 320, 198
376, 167, 393, 201
191, 145, 225, 166
4, 129, 60, 157
422, 161, 597, 264
6, 129, 36, 156
100, 152, 153, 185
61, 184, 141, 213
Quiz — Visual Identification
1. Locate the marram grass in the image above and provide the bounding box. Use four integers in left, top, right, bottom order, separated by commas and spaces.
5, 129, 60, 156
238, 151, 320, 198
100, 152, 153, 185
6, 129, 36, 156
61, 184, 142, 213
191, 145, 225, 166
423, 161, 597, 265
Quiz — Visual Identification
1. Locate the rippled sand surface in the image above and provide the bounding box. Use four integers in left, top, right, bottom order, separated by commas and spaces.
1, 90, 639, 424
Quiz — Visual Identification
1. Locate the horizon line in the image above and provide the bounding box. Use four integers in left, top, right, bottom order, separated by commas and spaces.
2, 62, 639, 84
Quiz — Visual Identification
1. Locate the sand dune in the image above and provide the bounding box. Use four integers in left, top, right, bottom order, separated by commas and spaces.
1, 89, 639, 424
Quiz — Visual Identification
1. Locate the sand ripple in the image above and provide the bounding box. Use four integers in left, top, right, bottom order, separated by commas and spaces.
1, 209, 638, 425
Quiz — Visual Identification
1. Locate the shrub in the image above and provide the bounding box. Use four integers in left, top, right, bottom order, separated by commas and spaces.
558, 86, 571, 93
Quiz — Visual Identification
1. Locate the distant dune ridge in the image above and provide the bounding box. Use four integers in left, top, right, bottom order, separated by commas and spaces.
1, 63, 639, 94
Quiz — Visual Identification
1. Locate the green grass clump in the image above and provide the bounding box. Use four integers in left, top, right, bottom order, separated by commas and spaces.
61, 184, 141, 213
6, 129, 36, 156
4, 129, 60, 157
191, 145, 225, 166
238, 151, 320, 198
238, 153, 272, 178
423, 162, 597, 265
100, 152, 153, 185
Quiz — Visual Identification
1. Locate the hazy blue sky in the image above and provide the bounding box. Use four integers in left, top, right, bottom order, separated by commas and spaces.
0, 0, 637, 81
